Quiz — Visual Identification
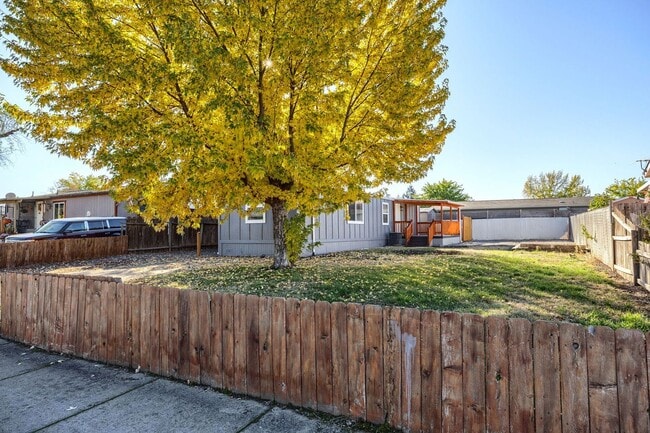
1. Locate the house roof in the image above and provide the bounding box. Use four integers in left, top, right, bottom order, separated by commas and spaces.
458, 197, 593, 211
638, 181, 650, 193
391, 198, 463, 208
1, 189, 112, 203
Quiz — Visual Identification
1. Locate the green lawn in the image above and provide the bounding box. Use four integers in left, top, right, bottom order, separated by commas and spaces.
137, 247, 650, 331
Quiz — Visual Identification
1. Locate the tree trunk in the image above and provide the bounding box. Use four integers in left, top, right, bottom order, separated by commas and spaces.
270, 198, 291, 269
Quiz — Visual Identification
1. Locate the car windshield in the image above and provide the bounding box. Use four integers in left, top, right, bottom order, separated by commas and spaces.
36, 221, 68, 234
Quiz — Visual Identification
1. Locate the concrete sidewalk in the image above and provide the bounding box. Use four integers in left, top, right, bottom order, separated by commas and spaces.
0, 338, 370, 433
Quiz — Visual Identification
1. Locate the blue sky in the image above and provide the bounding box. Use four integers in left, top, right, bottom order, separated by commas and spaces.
1, 1, 649, 199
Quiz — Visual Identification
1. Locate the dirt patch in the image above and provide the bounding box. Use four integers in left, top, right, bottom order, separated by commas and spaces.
16, 248, 266, 283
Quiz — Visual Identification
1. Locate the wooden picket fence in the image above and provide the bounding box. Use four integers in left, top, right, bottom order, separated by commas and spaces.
0, 236, 128, 268
1, 272, 649, 433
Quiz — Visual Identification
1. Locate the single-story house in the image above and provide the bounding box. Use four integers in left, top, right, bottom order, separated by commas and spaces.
217, 198, 464, 256
457, 197, 592, 241
0, 190, 128, 233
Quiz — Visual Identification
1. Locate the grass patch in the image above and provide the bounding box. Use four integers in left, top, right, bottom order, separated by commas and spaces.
137, 247, 650, 331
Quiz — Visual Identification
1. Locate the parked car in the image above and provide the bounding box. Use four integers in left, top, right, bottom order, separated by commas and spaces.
3, 217, 126, 243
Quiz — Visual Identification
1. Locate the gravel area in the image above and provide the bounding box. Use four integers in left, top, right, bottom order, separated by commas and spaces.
16, 248, 268, 283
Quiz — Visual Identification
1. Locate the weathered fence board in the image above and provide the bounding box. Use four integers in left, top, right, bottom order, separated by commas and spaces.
331, 302, 349, 416
126, 217, 218, 252
2, 272, 650, 433
382, 306, 401, 427
462, 314, 485, 433
508, 318, 534, 433
300, 299, 316, 410
587, 326, 619, 433
485, 316, 509, 433
0, 236, 128, 269
315, 301, 333, 413
533, 321, 561, 433
271, 297, 288, 404
559, 322, 589, 433
441, 311, 463, 433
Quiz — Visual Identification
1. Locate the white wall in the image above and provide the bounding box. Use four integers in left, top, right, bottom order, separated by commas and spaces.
470, 217, 570, 241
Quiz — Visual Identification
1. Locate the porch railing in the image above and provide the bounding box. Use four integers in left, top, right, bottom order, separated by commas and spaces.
393, 220, 411, 234
416, 222, 431, 235
427, 221, 436, 246
442, 220, 461, 236
404, 221, 413, 245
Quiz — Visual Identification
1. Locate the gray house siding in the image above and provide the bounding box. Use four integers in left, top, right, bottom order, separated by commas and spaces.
219, 209, 275, 256
56, 195, 117, 219
311, 199, 391, 255
218, 198, 391, 257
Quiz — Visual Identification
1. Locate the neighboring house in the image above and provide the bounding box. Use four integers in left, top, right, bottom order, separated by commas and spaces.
0, 190, 128, 233
218, 198, 463, 257
458, 197, 592, 241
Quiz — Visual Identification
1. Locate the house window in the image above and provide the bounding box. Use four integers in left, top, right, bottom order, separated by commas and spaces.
347, 201, 364, 224
53, 202, 65, 219
245, 204, 266, 224
382, 202, 390, 225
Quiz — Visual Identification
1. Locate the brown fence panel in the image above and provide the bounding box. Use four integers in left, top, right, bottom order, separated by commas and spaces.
286, 298, 302, 406
246, 295, 261, 398
559, 322, 589, 433
382, 306, 401, 427
233, 293, 248, 394
587, 326, 619, 432
401, 307, 421, 432
315, 300, 333, 414
615, 329, 650, 433
420, 310, 441, 432
347, 303, 366, 420
258, 296, 273, 400
441, 312, 463, 433
300, 299, 317, 410
4, 273, 650, 433
331, 302, 349, 416
206, 291, 224, 389
463, 314, 485, 433
126, 217, 218, 252
0, 236, 127, 269
221, 293, 235, 391
271, 297, 288, 404
364, 304, 384, 425
188, 290, 202, 383
508, 318, 534, 433
533, 321, 561, 433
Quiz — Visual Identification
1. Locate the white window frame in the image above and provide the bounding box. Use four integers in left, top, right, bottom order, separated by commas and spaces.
347, 201, 364, 224
53, 201, 66, 219
382, 202, 390, 225
245, 204, 266, 224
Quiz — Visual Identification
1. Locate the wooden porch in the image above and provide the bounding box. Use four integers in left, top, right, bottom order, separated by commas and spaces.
391, 199, 463, 247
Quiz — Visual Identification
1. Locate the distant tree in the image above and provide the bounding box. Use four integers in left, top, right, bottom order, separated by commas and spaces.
523, 170, 590, 199
418, 179, 472, 201
403, 185, 417, 199
589, 177, 645, 209
0, 99, 22, 166
51, 172, 108, 193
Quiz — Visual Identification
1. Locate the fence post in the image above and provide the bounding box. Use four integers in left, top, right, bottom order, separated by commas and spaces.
167, 220, 173, 252
632, 229, 639, 285
196, 222, 202, 257
609, 203, 616, 269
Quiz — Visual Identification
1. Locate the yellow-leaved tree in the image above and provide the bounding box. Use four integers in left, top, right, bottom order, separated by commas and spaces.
1, 0, 454, 268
